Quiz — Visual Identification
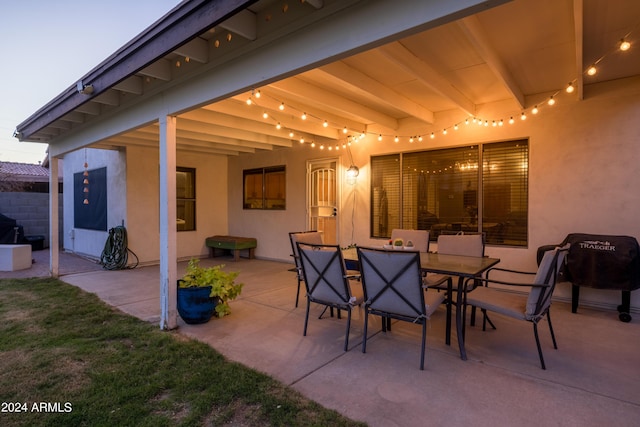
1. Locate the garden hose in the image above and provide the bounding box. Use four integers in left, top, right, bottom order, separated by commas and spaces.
99, 225, 139, 270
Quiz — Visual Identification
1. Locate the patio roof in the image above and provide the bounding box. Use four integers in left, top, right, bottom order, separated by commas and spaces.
15, 0, 640, 157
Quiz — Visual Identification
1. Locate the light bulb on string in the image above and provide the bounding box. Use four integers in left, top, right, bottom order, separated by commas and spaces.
378, 134, 382, 141
587, 65, 597, 76
521, 112, 527, 120
548, 96, 555, 106
566, 82, 575, 93
620, 39, 631, 51
301, 112, 307, 120
279, 102, 285, 111
323, 120, 328, 128
532, 105, 539, 114
509, 116, 514, 124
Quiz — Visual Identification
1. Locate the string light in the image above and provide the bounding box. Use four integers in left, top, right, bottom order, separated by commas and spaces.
242, 23, 640, 151
620, 39, 631, 51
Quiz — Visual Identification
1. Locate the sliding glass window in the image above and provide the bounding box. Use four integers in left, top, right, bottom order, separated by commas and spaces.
370, 139, 528, 246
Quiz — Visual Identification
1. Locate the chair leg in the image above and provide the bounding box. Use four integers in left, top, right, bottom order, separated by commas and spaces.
481, 309, 496, 331
547, 310, 558, 350
295, 277, 301, 307
420, 321, 426, 370
362, 310, 369, 353
344, 308, 352, 351
303, 299, 311, 336
533, 322, 547, 370
470, 306, 477, 326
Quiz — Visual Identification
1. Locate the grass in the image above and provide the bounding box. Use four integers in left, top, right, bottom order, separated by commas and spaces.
0, 277, 366, 427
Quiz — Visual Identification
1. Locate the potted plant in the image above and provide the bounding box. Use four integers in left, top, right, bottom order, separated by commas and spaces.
393, 238, 404, 250
177, 258, 244, 324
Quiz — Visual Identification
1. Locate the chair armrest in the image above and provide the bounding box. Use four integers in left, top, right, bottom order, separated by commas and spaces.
465, 277, 551, 289
485, 266, 536, 280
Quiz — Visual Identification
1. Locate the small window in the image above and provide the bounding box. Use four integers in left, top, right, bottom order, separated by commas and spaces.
244, 166, 286, 210
177, 167, 196, 231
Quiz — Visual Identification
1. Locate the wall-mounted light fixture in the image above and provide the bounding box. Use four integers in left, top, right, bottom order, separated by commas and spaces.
76, 81, 94, 95
346, 146, 359, 185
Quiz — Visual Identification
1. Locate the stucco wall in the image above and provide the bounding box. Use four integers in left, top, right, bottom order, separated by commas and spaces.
63, 148, 126, 258
125, 145, 229, 264
228, 76, 640, 312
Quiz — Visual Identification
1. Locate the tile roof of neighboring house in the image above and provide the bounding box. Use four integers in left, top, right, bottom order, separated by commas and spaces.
0, 161, 62, 182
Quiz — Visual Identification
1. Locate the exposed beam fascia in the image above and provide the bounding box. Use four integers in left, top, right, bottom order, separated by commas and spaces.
269, 78, 399, 130
179, 109, 296, 145
317, 62, 435, 124
303, 0, 324, 9
106, 136, 241, 156
61, 112, 85, 123
139, 59, 172, 81
219, 9, 257, 40
573, 0, 584, 100
173, 37, 209, 63
113, 76, 144, 95
92, 90, 120, 106
204, 98, 340, 139
178, 116, 293, 148
378, 42, 477, 117
457, 16, 525, 109
176, 136, 256, 153
137, 126, 262, 153
48, 121, 72, 130
229, 91, 365, 134
75, 102, 101, 115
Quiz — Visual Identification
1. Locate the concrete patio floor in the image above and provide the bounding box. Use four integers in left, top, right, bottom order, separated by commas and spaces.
3, 249, 640, 426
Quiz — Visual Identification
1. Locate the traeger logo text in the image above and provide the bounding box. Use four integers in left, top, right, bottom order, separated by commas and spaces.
579, 240, 616, 251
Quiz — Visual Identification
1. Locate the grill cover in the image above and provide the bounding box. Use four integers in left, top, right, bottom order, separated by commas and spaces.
560, 233, 640, 291
0, 213, 24, 244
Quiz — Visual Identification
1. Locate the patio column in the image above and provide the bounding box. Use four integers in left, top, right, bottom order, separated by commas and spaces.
49, 154, 59, 278
159, 115, 178, 330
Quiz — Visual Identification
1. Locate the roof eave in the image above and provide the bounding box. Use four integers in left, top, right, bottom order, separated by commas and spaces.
15, 0, 258, 142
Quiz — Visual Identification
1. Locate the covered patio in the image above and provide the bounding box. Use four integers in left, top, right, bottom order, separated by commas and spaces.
13, 250, 639, 426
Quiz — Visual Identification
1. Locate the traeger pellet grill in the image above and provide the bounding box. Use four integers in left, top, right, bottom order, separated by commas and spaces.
538, 233, 640, 322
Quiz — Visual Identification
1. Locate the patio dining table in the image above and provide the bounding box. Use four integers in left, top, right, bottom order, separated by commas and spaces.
342, 247, 500, 360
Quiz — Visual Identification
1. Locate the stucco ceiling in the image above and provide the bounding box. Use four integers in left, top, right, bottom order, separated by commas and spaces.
21, 0, 640, 156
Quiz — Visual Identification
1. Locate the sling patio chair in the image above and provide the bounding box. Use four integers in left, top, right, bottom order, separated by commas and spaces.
463, 244, 569, 369
289, 231, 323, 307
390, 229, 430, 252
425, 232, 486, 342
297, 242, 364, 351
357, 246, 446, 370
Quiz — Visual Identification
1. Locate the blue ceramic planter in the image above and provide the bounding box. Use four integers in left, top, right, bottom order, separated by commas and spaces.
177, 284, 218, 324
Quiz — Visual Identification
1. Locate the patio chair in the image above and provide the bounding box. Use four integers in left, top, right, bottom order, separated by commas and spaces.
390, 229, 430, 252
289, 231, 323, 307
463, 244, 569, 369
425, 232, 486, 342
357, 247, 446, 370
297, 242, 364, 351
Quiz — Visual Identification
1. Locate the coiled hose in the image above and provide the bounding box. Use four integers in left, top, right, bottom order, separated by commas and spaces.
99, 225, 139, 270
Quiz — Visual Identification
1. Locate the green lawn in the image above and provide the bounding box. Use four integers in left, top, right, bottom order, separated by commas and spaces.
0, 278, 365, 427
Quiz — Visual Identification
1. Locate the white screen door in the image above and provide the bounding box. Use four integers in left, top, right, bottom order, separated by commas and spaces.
307, 159, 338, 244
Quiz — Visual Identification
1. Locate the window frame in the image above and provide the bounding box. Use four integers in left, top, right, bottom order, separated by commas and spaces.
369, 140, 528, 247
176, 167, 196, 232
243, 165, 286, 210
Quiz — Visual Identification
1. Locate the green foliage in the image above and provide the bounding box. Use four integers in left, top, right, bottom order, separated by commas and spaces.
179, 258, 244, 317
393, 238, 404, 246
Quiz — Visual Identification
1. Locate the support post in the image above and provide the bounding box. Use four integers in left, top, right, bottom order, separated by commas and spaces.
49, 154, 59, 278
159, 115, 178, 330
